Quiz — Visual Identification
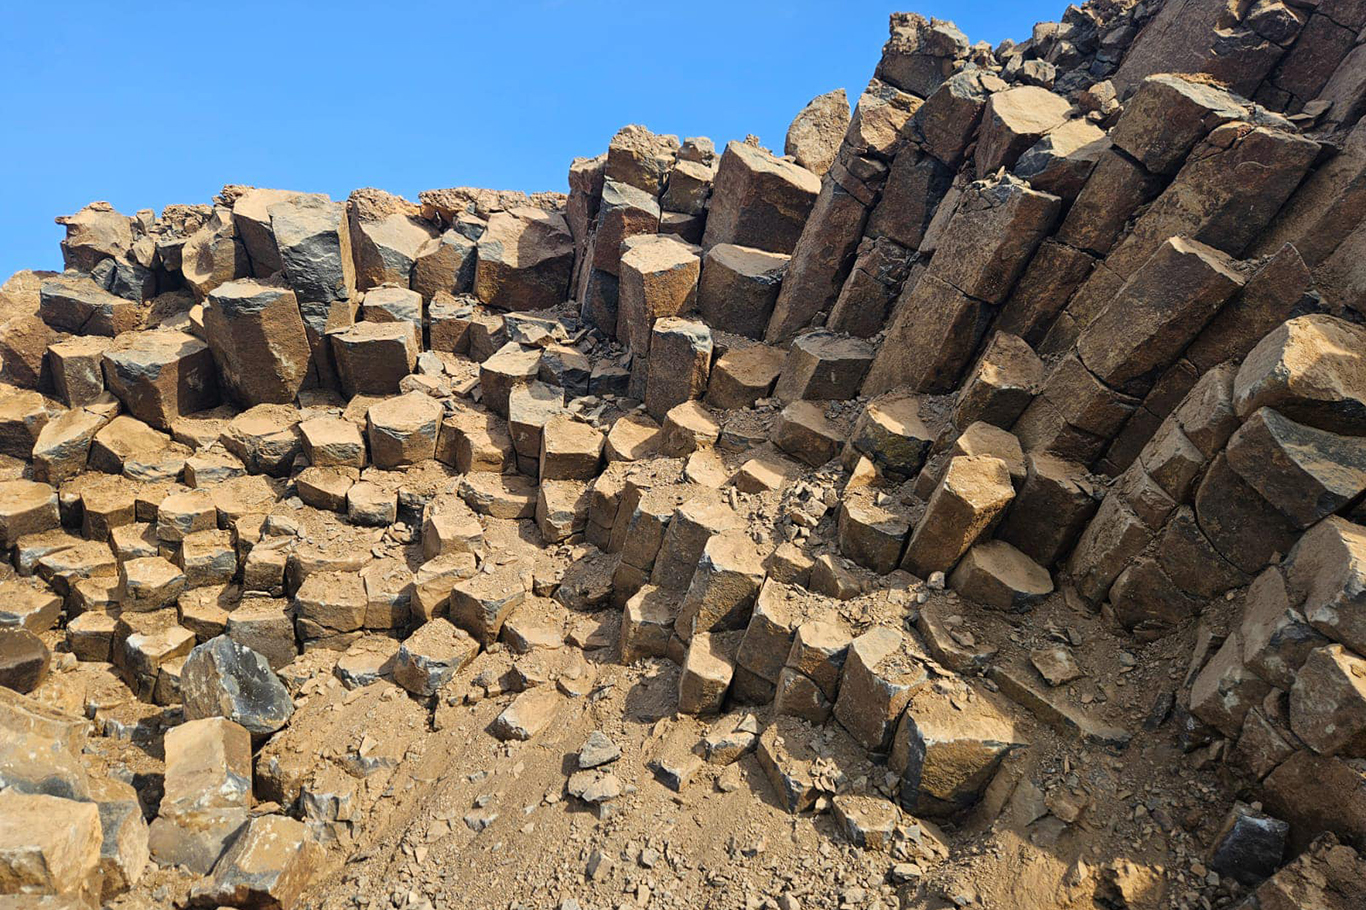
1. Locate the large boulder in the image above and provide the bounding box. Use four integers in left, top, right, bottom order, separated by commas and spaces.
702, 142, 821, 255
784, 89, 850, 177
475, 207, 575, 311
203, 279, 312, 406
181, 635, 294, 737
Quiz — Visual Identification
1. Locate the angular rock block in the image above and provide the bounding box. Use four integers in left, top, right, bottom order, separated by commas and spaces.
697, 243, 788, 339
474, 207, 574, 312
949, 540, 1053, 611
901, 455, 1014, 578
1234, 315, 1366, 436
702, 141, 820, 255
102, 330, 220, 430
393, 618, 480, 697
330, 321, 418, 398
774, 330, 873, 402
149, 716, 253, 874
181, 635, 294, 736
0, 791, 102, 900
188, 814, 320, 910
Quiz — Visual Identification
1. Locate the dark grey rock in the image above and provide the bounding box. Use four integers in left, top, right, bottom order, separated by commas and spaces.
181, 635, 295, 736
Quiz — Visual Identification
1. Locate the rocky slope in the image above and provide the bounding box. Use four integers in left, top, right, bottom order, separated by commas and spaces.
2, 2, 1366, 909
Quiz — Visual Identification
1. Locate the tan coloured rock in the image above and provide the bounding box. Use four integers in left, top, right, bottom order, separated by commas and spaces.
785, 89, 850, 176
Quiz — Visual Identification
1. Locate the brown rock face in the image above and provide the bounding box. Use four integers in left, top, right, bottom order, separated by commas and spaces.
475, 207, 575, 312
785, 89, 851, 177
702, 142, 821, 256
203, 279, 312, 406
102, 330, 220, 430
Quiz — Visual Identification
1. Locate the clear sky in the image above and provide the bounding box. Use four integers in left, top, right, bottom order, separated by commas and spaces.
0, 1, 1056, 279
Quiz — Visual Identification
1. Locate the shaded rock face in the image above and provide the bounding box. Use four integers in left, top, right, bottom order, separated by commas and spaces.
181, 635, 294, 736
15, 4, 1366, 909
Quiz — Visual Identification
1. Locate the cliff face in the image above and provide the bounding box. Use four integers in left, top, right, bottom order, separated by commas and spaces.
2, 2, 1366, 909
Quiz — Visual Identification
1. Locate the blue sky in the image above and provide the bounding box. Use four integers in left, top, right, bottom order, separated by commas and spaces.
0, 1, 1055, 279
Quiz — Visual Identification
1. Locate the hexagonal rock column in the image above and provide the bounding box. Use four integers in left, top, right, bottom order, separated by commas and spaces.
644, 318, 712, 421
774, 330, 874, 402
617, 235, 701, 358
148, 716, 253, 874
330, 321, 418, 397
697, 244, 789, 339
949, 540, 1053, 611
1291, 641, 1366, 757
995, 454, 1099, 567
901, 455, 1015, 578
706, 345, 785, 410
0, 388, 49, 458
102, 330, 220, 430
678, 631, 742, 715
203, 279, 312, 406
479, 343, 542, 419
952, 332, 1044, 430
846, 393, 932, 481
539, 415, 604, 482
474, 207, 575, 312
366, 393, 442, 469
773, 401, 843, 467
974, 86, 1072, 173
413, 229, 477, 301
890, 680, 1026, 817
702, 141, 821, 255
0, 480, 59, 548
268, 193, 358, 383
675, 531, 766, 640
1076, 237, 1246, 396
348, 200, 437, 291
833, 626, 927, 751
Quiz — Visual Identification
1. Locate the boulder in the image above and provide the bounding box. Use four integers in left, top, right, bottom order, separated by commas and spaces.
784, 89, 850, 176
702, 141, 821, 255
474, 207, 575, 311
696, 244, 788, 340
181, 635, 294, 736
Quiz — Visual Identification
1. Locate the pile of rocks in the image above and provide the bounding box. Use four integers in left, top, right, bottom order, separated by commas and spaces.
5, 0, 1366, 907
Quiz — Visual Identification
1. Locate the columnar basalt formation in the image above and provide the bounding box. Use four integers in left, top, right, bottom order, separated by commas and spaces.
4, 3, 1366, 908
